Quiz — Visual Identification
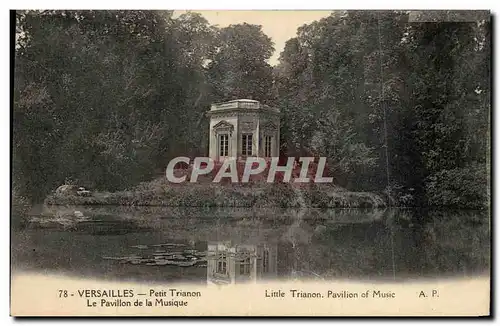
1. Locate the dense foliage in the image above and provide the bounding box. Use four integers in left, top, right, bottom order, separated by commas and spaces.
13, 10, 490, 208
276, 10, 490, 208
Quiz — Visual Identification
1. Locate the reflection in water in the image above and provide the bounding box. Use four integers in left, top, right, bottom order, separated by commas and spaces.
206, 241, 277, 285
11, 206, 490, 283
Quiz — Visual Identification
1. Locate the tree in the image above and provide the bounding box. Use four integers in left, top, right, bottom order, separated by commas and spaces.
276, 10, 490, 207
207, 23, 275, 103
13, 10, 217, 200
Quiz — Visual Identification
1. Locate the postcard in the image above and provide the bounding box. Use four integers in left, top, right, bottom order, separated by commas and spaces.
11, 9, 491, 317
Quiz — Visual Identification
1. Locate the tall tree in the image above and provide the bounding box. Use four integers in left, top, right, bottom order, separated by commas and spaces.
276, 10, 490, 207
207, 23, 275, 103
13, 10, 217, 200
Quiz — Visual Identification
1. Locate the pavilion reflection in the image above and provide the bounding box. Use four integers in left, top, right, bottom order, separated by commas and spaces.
206, 241, 278, 285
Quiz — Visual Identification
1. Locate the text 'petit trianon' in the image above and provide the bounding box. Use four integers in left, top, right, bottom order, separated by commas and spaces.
165, 157, 333, 183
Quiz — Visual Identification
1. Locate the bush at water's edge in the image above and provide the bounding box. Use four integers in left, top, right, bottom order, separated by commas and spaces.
44, 178, 386, 208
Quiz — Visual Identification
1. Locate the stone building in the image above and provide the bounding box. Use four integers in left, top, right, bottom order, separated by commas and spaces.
206, 99, 280, 161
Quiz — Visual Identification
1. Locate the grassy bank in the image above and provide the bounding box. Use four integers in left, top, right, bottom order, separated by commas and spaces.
44, 178, 386, 208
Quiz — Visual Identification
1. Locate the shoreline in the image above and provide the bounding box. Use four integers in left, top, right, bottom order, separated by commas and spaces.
43, 181, 386, 209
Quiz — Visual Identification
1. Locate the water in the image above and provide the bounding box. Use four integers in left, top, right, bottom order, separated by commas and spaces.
11, 206, 490, 284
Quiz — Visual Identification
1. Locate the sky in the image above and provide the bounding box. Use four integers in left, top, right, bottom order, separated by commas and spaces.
173, 10, 333, 66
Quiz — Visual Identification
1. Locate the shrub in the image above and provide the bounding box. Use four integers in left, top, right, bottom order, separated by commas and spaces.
425, 163, 489, 209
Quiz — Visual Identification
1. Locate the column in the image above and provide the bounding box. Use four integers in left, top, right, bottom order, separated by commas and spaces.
255, 119, 260, 157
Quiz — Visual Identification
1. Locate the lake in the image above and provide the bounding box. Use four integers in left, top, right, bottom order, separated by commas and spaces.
11, 206, 490, 284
